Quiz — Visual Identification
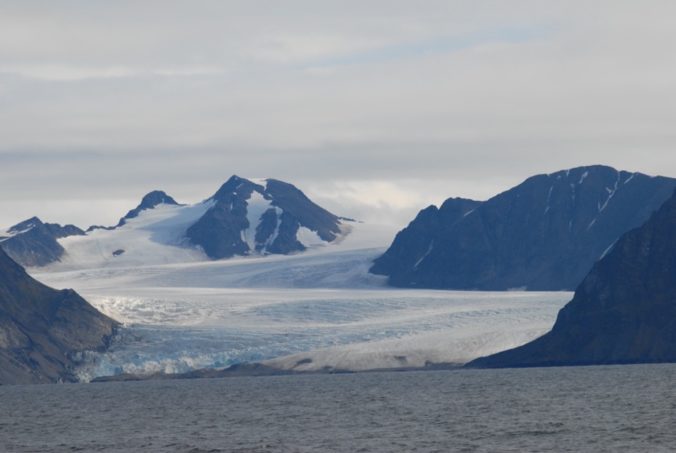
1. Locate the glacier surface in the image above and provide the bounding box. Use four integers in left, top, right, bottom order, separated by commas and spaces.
34, 222, 571, 381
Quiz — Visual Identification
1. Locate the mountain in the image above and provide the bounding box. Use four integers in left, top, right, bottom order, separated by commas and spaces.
187, 176, 343, 259
0, 217, 85, 267
468, 189, 676, 368
86, 190, 180, 232
371, 165, 676, 290
0, 247, 118, 384
116, 190, 180, 228
8, 176, 348, 269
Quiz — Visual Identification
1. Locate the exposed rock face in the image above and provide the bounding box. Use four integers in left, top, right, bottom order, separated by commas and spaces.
0, 248, 118, 384
370, 198, 480, 280
371, 165, 676, 290
1, 217, 84, 267
187, 176, 342, 259
468, 189, 676, 368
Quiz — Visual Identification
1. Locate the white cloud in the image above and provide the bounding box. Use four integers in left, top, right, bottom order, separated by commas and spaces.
1, 1, 676, 228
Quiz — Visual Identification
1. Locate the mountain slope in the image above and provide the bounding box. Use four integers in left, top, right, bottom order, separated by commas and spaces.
0, 247, 118, 384
372, 165, 676, 290
0, 217, 84, 267
20, 176, 347, 270
187, 176, 343, 259
468, 189, 676, 368
369, 197, 480, 279
117, 190, 179, 227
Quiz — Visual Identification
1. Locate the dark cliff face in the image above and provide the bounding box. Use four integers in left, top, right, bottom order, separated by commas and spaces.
1, 217, 84, 267
370, 198, 480, 278
371, 165, 676, 291
186, 176, 258, 259
265, 179, 341, 242
0, 248, 118, 384
187, 176, 342, 259
468, 189, 676, 368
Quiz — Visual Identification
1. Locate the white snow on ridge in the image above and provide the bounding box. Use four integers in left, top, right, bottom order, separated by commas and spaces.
262, 207, 282, 252
248, 177, 269, 187
241, 191, 274, 253
53, 201, 214, 270
598, 173, 621, 213
296, 226, 325, 249
48, 194, 365, 270
4, 226, 34, 237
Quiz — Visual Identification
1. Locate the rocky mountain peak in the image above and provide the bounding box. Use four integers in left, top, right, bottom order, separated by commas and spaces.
7, 216, 43, 234
210, 175, 266, 202
117, 190, 180, 226
468, 188, 676, 368
372, 165, 676, 290
188, 176, 343, 259
138, 190, 179, 210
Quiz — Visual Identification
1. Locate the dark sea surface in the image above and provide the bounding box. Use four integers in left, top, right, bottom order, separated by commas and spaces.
1, 364, 675, 452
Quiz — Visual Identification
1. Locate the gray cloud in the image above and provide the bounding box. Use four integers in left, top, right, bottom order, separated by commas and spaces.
1, 1, 676, 228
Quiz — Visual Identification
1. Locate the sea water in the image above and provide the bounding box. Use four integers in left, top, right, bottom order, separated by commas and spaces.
1, 364, 674, 452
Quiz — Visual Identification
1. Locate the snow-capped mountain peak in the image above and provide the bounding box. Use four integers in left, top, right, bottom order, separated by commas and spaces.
2, 176, 350, 269
117, 190, 180, 227
188, 175, 343, 259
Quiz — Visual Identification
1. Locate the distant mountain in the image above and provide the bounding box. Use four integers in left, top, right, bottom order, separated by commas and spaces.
86, 190, 180, 232
187, 176, 342, 259
0, 247, 117, 384
4, 176, 348, 268
468, 189, 676, 368
116, 190, 180, 228
0, 217, 84, 267
371, 165, 676, 290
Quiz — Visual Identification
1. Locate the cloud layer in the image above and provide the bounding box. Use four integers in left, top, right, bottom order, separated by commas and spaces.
1, 1, 676, 228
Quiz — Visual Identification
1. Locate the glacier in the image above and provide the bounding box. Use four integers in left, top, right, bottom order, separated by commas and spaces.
34, 222, 571, 381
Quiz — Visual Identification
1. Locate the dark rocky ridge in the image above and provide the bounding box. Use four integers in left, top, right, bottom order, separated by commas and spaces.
468, 189, 676, 368
187, 176, 342, 259
1, 217, 84, 267
0, 247, 118, 384
370, 198, 481, 279
372, 165, 676, 291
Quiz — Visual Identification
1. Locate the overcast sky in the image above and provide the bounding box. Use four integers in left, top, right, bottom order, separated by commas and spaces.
1, 1, 676, 229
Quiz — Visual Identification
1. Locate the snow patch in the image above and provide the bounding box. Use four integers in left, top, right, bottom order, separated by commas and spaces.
544, 186, 553, 214
249, 177, 269, 188
261, 207, 282, 253
241, 191, 274, 253
599, 241, 616, 260
598, 174, 620, 213
296, 226, 325, 248
414, 241, 434, 269
3, 224, 37, 237
52, 201, 214, 270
